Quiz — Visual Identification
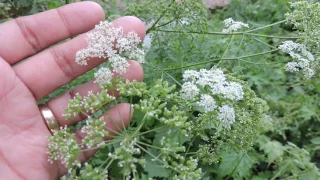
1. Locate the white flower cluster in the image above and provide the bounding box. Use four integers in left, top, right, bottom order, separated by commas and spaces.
278, 41, 316, 78
75, 21, 145, 85
47, 126, 81, 170
222, 18, 249, 33
94, 67, 114, 85
218, 105, 236, 129
180, 68, 244, 128
197, 94, 216, 113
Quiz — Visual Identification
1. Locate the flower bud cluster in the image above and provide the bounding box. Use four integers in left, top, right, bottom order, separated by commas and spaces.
117, 79, 148, 97
172, 157, 202, 180
281, 1, 320, 79
156, 135, 186, 164
159, 106, 190, 132
81, 117, 109, 148
63, 91, 115, 120
150, 80, 178, 100
108, 137, 144, 176
61, 163, 108, 180
135, 97, 167, 120
285, 1, 320, 48
196, 144, 218, 165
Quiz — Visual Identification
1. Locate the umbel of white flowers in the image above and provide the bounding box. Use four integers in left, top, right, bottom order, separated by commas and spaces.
180, 68, 244, 129
222, 18, 249, 33
278, 41, 316, 78
75, 21, 145, 85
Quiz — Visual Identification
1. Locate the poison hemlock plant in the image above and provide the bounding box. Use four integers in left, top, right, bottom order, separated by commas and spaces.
46, 19, 268, 179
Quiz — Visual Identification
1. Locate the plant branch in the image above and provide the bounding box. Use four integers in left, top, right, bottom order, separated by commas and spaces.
164, 49, 279, 71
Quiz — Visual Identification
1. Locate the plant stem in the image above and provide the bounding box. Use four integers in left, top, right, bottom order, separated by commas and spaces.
137, 141, 163, 150
216, 34, 235, 67
137, 125, 168, 136
246, 20, 286, 32
154, 29, 299, 39
136, 143, 182, 173
146, 0, 175, 34
164, 49, 279, 71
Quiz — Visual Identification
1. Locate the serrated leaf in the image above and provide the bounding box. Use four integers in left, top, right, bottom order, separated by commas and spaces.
219, 152, 253, 178
144, 149, 171, 178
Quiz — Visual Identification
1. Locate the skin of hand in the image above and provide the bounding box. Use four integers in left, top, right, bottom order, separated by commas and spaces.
0, 2, 146, 179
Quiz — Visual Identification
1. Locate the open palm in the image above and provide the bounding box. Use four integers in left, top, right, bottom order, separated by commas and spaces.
0, 2, 145, 179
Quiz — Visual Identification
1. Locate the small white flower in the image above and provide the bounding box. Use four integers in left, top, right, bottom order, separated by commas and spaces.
197, 94, 217, 112
180, 82, 200, 100
94, 67, 114, 85
183, 70, 199, 82
211, 82, 244, 101
224, 82, 244, 101
218, 105, 236, 129
197, 68, 226, 87
109, 56, 130, 74
278, 41, 316, 78
128, 48, 145, 64
284, 62, 300, 72
303, 68, 315, 79
222, 18, 249, 33
75, 21, 145, 75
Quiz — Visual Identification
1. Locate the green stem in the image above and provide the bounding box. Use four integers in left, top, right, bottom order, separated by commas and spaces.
155, 17, 179, 29
132, 113, 147, 136
154, 29, 299, 39
137, 125, 168, 136
163, 70, 182, 86
135, 143, 182, 173
104, 159, 114, 172
98, 157, 111, 169
164, 49, 279, 71
216, 34, 235, 67
146, 0, 175, 34
246, 20, 286, 32
184, 136, 197, 157
252, 37, 277, 49
137, 141, 163, 150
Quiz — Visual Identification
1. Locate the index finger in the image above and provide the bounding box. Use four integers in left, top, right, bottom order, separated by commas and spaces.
0, 1, 105, 65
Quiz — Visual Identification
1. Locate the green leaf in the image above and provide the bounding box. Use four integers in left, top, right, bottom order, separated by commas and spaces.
310, 137, 320, 145
260, 140, 285, 164
298, 171, 320, 180
219, 152, 254, 178
144, 150, 171, 178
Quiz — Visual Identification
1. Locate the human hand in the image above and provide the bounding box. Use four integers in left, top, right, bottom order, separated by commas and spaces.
0, 2, 145, 179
